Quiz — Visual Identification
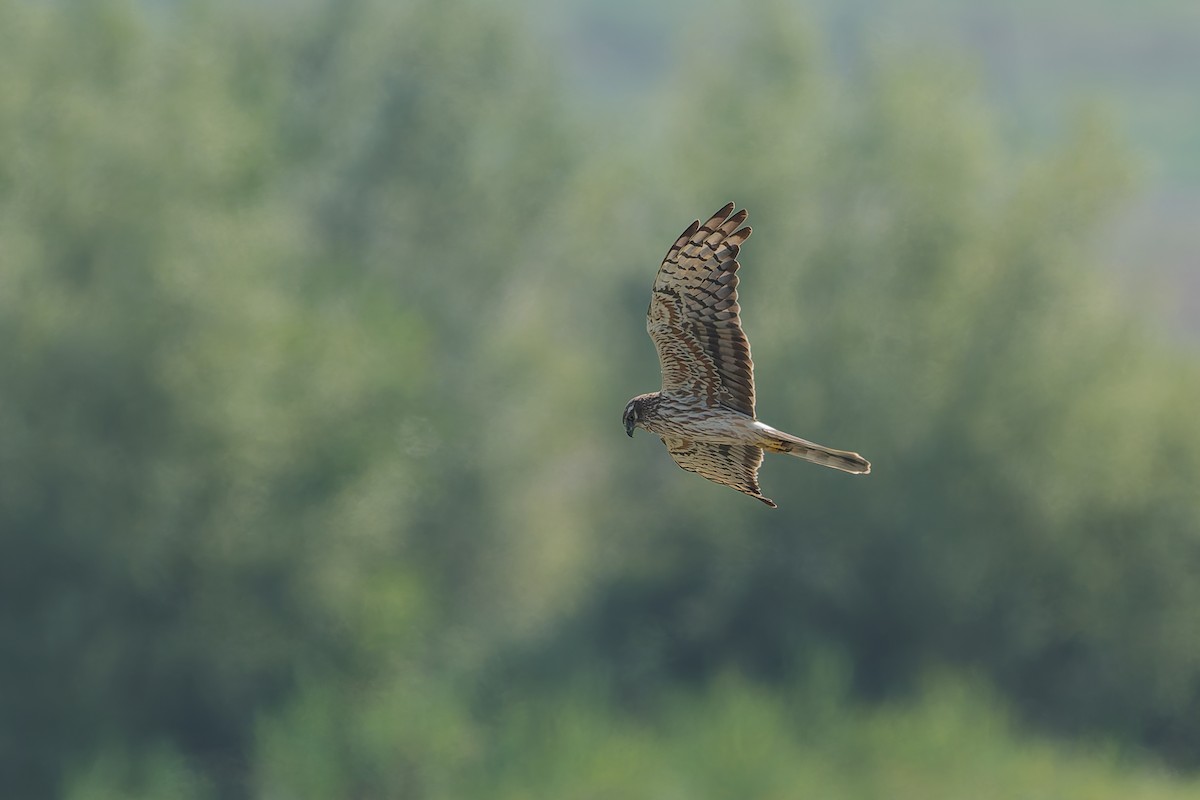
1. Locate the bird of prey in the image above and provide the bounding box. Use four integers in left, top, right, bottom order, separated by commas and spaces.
623, 203, 870, 508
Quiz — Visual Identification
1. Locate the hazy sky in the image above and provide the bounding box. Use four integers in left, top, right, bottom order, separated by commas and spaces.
525, 0, 1200, 333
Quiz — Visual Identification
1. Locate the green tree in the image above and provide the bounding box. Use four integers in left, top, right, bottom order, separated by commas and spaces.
0, 1, 430, 794
525, 5, 1200, 765
6, 0, 1200, 796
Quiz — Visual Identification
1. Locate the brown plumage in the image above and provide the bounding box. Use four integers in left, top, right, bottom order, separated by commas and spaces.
623, 203, 870, 508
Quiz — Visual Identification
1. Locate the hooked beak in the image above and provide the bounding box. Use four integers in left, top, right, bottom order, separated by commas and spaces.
625, 418, 635, 437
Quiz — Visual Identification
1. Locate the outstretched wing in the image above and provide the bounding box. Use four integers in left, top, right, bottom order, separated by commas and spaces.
647, 203, 756, 416
662, 437, 776, 508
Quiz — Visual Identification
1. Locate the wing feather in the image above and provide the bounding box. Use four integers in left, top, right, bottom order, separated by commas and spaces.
662, 437, 776, 508
647, 203, 756, 416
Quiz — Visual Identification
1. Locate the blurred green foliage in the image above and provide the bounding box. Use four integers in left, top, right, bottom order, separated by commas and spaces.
3, 0, 1200, 797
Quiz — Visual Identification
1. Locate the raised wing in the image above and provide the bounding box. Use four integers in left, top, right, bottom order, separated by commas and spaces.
647, 203, 756, 416
662, 437, 776, 508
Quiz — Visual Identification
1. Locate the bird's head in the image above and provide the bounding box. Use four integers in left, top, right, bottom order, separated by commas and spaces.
623, 399, 638, 437
622, 394, 655, 437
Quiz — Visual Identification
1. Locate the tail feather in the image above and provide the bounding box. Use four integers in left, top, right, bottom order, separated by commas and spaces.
759, 427, 871, 475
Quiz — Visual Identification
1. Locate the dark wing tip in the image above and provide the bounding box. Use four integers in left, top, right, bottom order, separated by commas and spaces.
758, 494, 778, 508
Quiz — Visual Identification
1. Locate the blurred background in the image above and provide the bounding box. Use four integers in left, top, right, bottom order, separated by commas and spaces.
3, 0, 1199, 797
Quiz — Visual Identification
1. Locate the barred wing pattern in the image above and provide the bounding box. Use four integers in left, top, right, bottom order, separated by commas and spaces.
628, 203, 868, 506
663, 438, 776, 508
647, 203, 755, 416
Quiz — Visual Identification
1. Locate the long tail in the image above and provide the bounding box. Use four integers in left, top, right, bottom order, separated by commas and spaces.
758, 425, 871, 475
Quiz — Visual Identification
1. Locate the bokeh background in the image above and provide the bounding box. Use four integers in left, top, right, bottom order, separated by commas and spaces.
4, 0, 1200, 797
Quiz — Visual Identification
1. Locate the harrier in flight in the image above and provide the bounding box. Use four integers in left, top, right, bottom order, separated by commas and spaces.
623, 203, 870, 508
